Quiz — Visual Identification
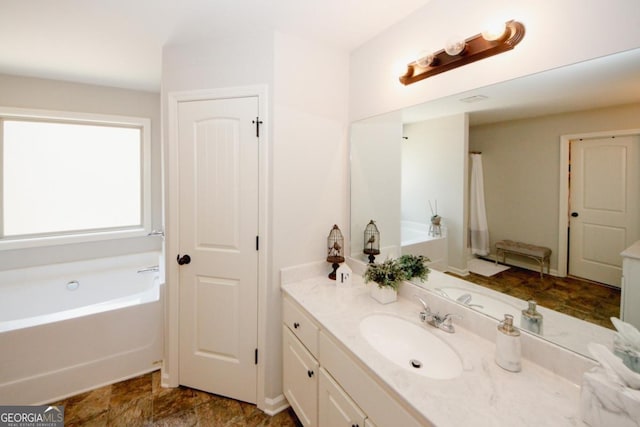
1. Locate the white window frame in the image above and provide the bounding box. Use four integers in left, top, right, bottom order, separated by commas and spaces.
0, 106, 152, 250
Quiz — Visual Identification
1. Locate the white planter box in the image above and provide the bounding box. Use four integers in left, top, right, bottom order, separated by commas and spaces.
370, 285, 397, 304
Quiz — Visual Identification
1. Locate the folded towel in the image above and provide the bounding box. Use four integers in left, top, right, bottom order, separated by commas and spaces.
612, 317, 640, 353
589, 343, 640, 389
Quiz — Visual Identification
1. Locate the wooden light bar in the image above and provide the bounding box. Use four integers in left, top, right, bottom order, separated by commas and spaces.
399, 20, 525, 86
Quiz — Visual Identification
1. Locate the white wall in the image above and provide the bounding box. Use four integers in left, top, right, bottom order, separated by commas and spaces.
470, 103, 640, 272
162, 30, 349, 405
350, 0, 640, 122
403, 114, 468, 272
350, 114, 403, 259
271, 31, 350, 398
0, 74, 162, 271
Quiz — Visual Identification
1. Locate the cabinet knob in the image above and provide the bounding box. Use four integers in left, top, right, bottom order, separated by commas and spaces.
293, 322, 300, 329
307, 370, 314, 378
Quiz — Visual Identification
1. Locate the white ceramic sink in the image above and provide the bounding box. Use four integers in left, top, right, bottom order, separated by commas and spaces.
359, 314, 463, 379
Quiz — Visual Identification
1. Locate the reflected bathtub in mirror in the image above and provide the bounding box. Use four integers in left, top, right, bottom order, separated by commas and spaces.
401, 221, 448, 271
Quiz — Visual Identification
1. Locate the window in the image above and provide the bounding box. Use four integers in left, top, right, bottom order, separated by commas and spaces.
1, 108, 151, 248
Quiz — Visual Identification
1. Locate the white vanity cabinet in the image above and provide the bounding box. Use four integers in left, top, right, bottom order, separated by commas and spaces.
621, 241, 640, 330
283, 326, 318, 426
282, 295, 427, 427
283, 298, 320, 427
318, 368, 366, 427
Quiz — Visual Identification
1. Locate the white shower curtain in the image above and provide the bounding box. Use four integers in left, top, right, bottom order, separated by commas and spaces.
469, 153, 490, 256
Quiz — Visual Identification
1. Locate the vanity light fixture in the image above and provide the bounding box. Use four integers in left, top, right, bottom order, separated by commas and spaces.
327, 224, 345, 280
399, 20, 525, 86
363, 220, 381, 264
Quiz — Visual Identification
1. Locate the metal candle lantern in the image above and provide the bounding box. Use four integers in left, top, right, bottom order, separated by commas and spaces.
363, 220, 380, 264
326, 224, 345, 280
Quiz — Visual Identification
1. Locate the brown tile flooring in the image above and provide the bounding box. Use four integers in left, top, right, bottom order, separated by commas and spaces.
51, 370, 301, 427
447, 261, 621, 329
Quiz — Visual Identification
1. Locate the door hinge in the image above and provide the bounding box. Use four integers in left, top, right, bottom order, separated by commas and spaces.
255, 348, 258, 364
256, 235, 259, 251
252, 117, 263, 138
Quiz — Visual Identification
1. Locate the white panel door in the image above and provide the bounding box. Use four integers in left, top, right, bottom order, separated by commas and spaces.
569, 135, 640, 287
178, 96, 259, 403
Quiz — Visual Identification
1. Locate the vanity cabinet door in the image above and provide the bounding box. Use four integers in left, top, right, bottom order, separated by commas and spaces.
283, 326, 318, 427
319, 368, 366, 427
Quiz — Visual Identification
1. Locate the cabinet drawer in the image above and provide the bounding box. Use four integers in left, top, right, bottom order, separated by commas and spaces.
283, 297, 319, 357
283, 326, 319, 427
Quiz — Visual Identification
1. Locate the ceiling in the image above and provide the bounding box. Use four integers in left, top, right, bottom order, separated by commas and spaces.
0, 0, 430, 92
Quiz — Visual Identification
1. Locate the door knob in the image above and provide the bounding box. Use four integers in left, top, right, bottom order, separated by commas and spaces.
177, 254, 191, 265
571, 212, 579, 217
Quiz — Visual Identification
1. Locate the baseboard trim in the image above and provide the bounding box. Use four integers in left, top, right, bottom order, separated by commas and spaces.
261, 394, 289, 416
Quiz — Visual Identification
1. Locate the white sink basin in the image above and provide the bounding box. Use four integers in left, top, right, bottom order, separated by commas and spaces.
359, 314, 463, 379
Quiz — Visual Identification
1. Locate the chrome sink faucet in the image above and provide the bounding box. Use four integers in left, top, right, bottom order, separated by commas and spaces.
416, 296, 462, 333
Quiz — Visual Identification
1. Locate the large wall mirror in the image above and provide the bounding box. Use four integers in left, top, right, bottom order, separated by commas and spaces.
350, 48, 640, 359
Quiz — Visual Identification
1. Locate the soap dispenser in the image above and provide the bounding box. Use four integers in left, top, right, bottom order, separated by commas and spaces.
496, 314, 521, 372
521, 300, 543, 335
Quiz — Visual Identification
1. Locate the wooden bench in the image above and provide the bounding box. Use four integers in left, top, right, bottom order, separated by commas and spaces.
495, 240, 551, 278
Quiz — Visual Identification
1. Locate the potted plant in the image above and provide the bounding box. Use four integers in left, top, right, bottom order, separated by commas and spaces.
364, 258, 405, 304
397, 254, 431, 282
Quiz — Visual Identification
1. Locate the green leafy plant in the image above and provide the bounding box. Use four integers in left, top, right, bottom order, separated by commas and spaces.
364, 258, 405, 291
397, 254, 431, 282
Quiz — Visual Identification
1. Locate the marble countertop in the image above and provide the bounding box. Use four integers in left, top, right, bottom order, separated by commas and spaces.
622, 240, 640, 260
282, 275, 586, 427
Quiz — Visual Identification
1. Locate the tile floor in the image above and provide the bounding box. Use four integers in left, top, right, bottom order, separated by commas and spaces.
449, 262, 621, 329
50, 370, 301, 427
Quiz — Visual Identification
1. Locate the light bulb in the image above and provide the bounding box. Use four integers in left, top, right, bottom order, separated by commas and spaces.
416, 50, 436, 68
444, 36, 466, 56
482, 22, 507, 41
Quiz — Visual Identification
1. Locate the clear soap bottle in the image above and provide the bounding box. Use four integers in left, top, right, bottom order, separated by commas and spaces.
496, 314, 521, 372
521, 300, 543, 335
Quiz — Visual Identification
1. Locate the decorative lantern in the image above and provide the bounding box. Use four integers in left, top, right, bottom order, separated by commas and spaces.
326, 224, 345, 280
363, 220, 381, 264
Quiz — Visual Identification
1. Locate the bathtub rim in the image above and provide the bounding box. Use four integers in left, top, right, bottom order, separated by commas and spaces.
0, 251, 163, 333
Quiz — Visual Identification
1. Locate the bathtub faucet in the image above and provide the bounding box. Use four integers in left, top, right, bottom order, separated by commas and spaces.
456, 293, 484, 309
137, 265, 160, 273
147, 230, 164, 237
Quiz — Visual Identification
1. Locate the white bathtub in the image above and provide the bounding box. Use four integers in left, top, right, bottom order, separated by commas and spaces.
0, 252, 163, 405
401, 221, 448, 271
